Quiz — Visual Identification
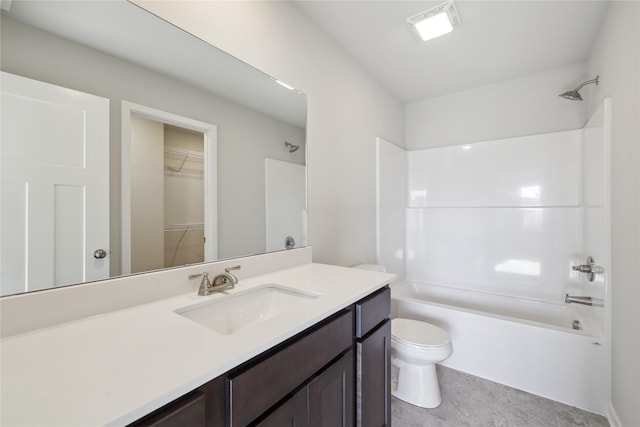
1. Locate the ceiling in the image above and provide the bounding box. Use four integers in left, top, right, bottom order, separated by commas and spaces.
296, 0, 609, 103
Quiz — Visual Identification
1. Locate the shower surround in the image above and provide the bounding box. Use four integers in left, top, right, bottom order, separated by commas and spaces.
377, 99, 611, 414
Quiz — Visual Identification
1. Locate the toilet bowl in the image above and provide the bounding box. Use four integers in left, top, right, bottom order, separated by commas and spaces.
391, 318, 453, 408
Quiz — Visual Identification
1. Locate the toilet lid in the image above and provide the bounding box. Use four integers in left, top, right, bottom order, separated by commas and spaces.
392, 318, 450, 348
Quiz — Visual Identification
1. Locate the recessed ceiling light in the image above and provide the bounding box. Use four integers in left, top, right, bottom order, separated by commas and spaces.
408, 1, 461, 42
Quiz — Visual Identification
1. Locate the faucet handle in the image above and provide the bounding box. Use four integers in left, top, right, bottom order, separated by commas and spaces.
223, 265, 241, 285
190, 272, 213, 296
571, 256, 604, 282
189, 272, 211, 285
189, 272, 209, 281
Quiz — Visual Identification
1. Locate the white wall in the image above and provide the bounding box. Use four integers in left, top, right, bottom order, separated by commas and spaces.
265, 159, 306, 253
406, 62, 589, 149
586, 2, 640, 426
581, 100, 610, 340
404, 130, 591, 304
134, 1, 406, 267
217, 109, 304, 259
376, 138, 406, 278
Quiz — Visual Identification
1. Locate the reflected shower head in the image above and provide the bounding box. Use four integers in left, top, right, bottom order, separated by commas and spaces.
285, 142, 299, 153
559, 76, 599, 101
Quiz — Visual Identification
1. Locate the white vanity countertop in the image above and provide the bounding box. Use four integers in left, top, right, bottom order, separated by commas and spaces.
0, 263, 394, 427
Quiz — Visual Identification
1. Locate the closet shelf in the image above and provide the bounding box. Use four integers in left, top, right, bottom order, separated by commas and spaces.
164, 147, 204, 173
164, 223, 204, 232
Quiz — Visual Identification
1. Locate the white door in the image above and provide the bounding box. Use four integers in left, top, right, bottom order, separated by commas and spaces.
265, 159, 306, 252
1, 72, 110, 295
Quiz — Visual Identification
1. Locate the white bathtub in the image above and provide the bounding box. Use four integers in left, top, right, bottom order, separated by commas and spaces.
391, 281, 610, 415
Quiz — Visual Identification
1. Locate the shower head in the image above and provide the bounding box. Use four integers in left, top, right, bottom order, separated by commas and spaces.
559, 76, 599, 101
285, 142, 300, 153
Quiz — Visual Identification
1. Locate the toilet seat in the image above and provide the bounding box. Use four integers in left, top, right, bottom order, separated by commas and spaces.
392, 318, 450, 349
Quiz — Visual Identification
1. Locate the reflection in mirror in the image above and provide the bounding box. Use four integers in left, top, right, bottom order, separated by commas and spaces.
0, 0, 307, 297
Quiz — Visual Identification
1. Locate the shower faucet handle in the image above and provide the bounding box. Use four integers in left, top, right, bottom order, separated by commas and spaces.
572, 264, 604, 274
571, 256, 604, 282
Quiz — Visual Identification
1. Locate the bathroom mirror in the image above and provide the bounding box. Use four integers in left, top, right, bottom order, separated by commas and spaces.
0, 0, 307, 297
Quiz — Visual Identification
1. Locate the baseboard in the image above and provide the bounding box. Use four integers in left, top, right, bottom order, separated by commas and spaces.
608, 402, 623, 427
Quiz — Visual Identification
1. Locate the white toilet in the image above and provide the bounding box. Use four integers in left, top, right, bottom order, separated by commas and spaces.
350, 264, 453, 408
391, 318, 453, 408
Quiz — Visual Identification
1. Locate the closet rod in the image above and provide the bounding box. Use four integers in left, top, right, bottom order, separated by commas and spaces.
165, 147, 204, 173
164, 146, 204, 159
164, 223, 204, 232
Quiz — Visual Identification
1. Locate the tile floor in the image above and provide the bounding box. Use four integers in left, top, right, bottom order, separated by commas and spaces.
391, 366, 609, 427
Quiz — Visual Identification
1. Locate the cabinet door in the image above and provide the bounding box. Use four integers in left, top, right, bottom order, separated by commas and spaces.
130, 391, 206, 427
308, 350, 354, 427
356, 320, 391, 427
197, 375, 225, 427
255, 387, 308, 427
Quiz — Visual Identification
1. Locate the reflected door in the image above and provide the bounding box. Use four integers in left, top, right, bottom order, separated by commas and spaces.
265, 159, 306, 252
121, 102, 218, 275
129, 116, 206, 273
0, 72, 109, 295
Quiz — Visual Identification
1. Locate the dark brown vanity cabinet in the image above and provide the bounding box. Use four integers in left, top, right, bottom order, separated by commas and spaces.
131, 286, 390, 427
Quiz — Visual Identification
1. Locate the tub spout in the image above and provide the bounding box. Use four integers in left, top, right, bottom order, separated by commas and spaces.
564, 294, 604, 307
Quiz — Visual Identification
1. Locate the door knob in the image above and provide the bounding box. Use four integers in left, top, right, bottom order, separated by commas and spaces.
94, 249, 107, 259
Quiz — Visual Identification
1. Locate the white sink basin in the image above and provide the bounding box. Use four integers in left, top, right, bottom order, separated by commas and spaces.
175, 285, 321, 335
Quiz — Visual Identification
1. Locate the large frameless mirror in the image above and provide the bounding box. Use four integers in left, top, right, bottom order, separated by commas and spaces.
0, 0, 307, 297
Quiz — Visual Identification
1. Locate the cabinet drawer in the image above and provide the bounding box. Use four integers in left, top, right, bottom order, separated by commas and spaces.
355, 287, 390, 338
228, 310, 353, 426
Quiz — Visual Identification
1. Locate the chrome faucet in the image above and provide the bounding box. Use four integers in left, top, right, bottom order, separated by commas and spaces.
564, 293, 604, 307
189, 265, 241, 296
564, 294, 593, 306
